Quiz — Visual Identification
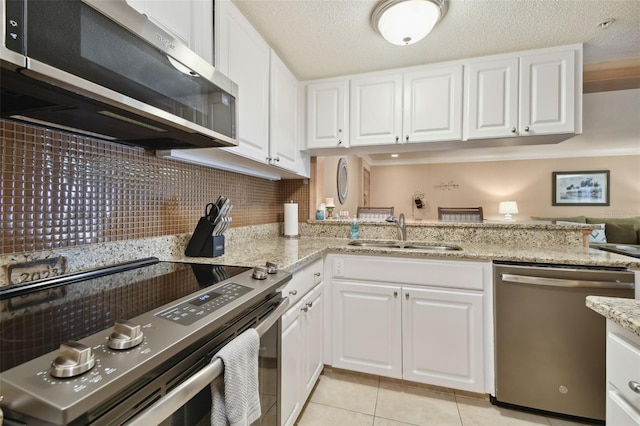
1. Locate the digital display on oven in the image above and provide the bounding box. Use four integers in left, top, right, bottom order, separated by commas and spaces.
190, 291, 223, 306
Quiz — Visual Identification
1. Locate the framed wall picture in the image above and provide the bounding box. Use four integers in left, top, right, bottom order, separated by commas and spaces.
552, 170, 610, 206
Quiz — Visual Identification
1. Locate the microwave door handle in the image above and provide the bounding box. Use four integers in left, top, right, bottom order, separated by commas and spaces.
126, 296, 290, 426
501, 273, 634, 290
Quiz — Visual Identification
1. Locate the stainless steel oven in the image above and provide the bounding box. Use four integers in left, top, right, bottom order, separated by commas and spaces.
0, 258, 291, 425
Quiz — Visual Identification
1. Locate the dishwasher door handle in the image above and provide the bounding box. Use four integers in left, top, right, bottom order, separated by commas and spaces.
501, 273, 634, 290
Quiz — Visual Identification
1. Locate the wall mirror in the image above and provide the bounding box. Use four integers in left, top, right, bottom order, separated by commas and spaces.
337, 157, 348, 204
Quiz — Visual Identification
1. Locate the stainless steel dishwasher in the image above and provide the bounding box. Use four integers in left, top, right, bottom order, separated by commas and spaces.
492, 262, 635, 423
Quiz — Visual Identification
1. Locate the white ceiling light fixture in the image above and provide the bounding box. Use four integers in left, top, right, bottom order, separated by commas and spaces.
371, 0, 448, 46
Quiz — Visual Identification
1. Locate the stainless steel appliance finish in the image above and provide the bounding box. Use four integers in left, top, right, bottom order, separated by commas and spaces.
1, 0, 238, 150
493, 262, 635, 422
0, 258, 291, 425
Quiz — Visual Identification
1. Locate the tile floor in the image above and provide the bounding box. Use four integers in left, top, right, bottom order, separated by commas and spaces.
296, 369, 593, 426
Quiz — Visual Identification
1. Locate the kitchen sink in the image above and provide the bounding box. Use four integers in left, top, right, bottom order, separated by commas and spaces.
347, 241, 402, 248
402, 244, 462, 251
347, 241, 462, 251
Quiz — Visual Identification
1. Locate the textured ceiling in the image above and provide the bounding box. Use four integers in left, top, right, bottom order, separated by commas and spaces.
231, 0, 640, 81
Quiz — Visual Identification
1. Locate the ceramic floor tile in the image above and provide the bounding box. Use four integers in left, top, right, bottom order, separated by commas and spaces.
309, 370, 380, 415
376, 381, 462, 426
455, 395, 551, 426
374, 417, 421, 426
296, 402, 374, 426
547, 417, 593, 426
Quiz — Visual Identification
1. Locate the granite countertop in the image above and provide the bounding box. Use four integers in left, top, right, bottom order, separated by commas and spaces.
586, 296, 640, 337
166, 235, 640, 272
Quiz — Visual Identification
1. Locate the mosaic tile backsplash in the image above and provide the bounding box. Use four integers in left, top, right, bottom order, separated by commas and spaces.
1, 120, 310, 255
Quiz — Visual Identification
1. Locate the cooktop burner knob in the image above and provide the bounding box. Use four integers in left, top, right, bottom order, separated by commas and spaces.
252, 266, 268, 280
108, 320, 144, 350
50, 341, 96, 378
265, 262, 278, 274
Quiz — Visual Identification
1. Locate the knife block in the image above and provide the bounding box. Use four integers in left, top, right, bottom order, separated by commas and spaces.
185, 217, 225, 257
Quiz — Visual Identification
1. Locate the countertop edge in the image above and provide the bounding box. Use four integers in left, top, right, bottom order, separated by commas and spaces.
586, 296, 640, 337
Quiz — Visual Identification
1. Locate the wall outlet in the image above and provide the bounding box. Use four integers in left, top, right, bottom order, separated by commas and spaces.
333, 259, 344, 277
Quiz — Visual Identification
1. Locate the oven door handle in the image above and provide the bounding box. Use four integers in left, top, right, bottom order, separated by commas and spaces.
126, 296, 290, 426
501, 273, 634, 290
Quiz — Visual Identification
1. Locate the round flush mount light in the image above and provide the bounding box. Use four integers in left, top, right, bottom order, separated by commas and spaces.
371, 0, 448, 46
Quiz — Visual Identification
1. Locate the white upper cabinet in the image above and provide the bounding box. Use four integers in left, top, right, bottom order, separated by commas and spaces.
306, 80, 349, 149
466, 46, 581, 140
350, 73, 403, 146
269, 51, 299, 173
216, 0, 271, 163
126, 0, 213, 64
349, 65, 463, 147
466, 58, 519, 139
403, 65, 463, 142
520, 50, 577, 135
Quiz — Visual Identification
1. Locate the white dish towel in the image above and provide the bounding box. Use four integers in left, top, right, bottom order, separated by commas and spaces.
211, 328, 261, 426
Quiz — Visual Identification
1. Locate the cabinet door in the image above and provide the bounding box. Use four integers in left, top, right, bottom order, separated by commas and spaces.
519, 50, 576, 135
217, 0, 270, 162
306, 80, 349, 149
403, 65, 463, 142
402, 287, 484, 392
466, 58, 519, 139
302, 283, 324, 399
143, 1, 193, 46
350, 74, 403, 146
608, 390, 640, 426
281, 301, 304, 426
269, 51, 299, 172
332, 281, 402, 378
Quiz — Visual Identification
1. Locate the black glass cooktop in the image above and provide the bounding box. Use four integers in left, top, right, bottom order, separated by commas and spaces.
0, 258, 251, 372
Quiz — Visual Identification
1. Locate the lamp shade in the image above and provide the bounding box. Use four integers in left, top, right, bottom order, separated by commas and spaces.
498, 201, 519, 221
371, 0, 448, 46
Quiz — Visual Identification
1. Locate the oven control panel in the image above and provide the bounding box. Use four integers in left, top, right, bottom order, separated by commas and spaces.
156, 282, 252, 325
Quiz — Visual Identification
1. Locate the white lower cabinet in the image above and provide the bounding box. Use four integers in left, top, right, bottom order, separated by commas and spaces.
606, 320, 640, 425
332, 282, 402, 378
402, 287, 484, 390
330, 255, 491, 393
280, 260, 324, 426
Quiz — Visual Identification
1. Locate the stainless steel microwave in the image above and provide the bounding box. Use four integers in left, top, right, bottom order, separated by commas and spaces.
1, 0, 238, 150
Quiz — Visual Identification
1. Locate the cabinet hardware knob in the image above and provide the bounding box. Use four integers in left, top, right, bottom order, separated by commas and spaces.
629, 381, 640, 393
266, 156, 272, 163
338, 128, 342, 133
306, 301, 313, 308
301, 305, 309, 312
405, 135, 409, 142
289, 290, 297, 296
405, 292, 409, 299
395, 136, 399, 143
338, 139, 342, 145
511, 127, 517, 133
393, 291, 398, 297
314, 272, 321, 277
524, 126, 530, 132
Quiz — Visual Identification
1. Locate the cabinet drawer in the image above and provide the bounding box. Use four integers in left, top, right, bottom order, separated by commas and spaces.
608, 389, 640, 425
608, 324, 640, 412
282, 258, 323, 304
333, 256, 486, 290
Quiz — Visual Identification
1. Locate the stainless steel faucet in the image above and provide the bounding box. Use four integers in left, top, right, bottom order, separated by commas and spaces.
386, 213, 406, 241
